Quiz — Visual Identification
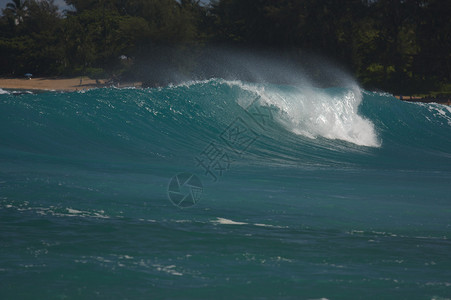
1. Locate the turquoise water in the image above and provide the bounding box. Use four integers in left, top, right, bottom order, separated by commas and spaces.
1, 80, 450, 299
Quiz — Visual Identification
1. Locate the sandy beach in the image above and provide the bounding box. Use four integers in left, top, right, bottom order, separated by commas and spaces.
1, 77, 449, 106
0, 77, 141, 91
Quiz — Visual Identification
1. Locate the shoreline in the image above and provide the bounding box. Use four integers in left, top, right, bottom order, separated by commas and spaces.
0, 77, 141, 91
395, 95, 451, 106
1, 77, 450, 106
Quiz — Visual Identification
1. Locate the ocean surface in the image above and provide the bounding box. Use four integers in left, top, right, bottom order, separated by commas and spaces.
1, 79, 450, 299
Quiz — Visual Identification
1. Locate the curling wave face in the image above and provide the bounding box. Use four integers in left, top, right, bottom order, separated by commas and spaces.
2, 79, 451, 169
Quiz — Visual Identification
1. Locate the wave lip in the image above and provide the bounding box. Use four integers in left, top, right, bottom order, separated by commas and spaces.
282, 87, 380, 147
228, 81, 381, 147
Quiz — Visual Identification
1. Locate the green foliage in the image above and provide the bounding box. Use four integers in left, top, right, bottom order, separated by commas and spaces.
0, 0, 449, 94
85, 67, 105, 79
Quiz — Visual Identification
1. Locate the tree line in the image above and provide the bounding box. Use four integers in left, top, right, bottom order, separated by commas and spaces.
0, 0, 449, 94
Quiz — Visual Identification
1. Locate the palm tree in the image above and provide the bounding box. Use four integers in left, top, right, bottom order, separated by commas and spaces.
5, 0, 28, 25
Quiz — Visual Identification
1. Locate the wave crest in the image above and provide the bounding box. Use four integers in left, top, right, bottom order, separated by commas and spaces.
225, 80, 380, 147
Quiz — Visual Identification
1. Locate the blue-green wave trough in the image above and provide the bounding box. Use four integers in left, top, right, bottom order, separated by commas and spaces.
1, 80, 451, 299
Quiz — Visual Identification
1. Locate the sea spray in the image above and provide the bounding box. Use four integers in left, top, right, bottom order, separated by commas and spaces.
223, 80, 380, 147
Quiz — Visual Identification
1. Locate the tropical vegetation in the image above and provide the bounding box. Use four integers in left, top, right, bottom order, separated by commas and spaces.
0, 0, 449, 94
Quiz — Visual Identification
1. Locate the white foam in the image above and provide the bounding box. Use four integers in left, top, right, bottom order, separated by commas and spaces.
153, 264, 183, 276
212, 217, 287, 228
67, 208, 83, 214
223, 80, 380, 147
411, 102, 451, 126
1, 202, 110, 219
269, 87, 380, 147
213, 217, 248, 225
254, 223, 286, 228
0, 88, 9, 94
